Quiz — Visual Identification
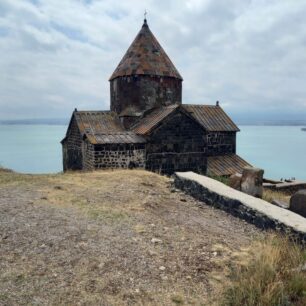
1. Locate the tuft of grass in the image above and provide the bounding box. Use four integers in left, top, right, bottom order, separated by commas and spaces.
263, 189, 290, 204
221, 234, 306, 306
171, 294, 185, 304
207, 174, 229, 185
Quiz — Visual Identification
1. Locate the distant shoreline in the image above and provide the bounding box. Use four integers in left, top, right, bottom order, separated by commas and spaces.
0, 119, 68, 125
1, 121, 306, 127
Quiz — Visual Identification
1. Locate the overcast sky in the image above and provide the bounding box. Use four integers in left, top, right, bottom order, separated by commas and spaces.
1, 0, 306, 121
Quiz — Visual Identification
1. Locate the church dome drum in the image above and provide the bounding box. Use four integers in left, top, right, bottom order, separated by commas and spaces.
109, 19, 183, 115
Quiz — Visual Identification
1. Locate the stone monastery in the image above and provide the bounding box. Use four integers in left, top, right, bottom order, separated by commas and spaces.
61, 18, 250, 175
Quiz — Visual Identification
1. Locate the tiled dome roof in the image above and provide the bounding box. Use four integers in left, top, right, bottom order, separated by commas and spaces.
109, 19, 183, 81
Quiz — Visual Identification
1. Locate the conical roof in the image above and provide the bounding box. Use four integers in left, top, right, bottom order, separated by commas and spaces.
109, 19, 183, 81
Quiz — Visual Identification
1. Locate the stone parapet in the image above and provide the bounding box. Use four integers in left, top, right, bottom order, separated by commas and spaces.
174, 171, 306, 244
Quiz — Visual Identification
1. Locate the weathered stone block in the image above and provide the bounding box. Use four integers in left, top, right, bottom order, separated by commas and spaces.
241, 167, 264, 198
229, 173, 242, 190
290, 190, 306, 218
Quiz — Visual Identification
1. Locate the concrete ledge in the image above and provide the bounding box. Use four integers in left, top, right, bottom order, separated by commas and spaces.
174, 172, 306, 243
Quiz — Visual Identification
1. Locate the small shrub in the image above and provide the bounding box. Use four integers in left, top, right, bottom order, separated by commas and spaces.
207, 174, 229, 185
171, 294, 184, 304
221, 234, 306, 306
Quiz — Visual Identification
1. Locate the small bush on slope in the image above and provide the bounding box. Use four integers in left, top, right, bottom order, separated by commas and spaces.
221, 234, 306, 306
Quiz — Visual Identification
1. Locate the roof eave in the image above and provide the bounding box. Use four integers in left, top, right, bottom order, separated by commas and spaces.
60, 137, 67, 144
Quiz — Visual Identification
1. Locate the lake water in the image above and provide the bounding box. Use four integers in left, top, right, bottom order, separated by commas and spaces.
237, 126, 306, 180
0, 125, 66, 174
0, 125, 305, 180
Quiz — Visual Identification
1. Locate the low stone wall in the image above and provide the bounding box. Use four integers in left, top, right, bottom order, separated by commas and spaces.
174, 172, 306, 243
264, 182, 306, 195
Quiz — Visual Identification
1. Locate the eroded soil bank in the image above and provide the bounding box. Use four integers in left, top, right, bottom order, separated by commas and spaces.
0, 169, 262, 305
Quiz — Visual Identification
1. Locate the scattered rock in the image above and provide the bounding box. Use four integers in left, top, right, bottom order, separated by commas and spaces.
151, 238, 162, 244
292, 263, 306, 272
168, 177, 175, 184
241, 167, 264, 198
180, 198, 187, 202
54, 186, 63, 190
289, 190, 306, 217
0, 234, 8, 241
148, 250, 157, 256
296, 263, 306, 272
159, 266, 166, 271
228, 173, 242, 190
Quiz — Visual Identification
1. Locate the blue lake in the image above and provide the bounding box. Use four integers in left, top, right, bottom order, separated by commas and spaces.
237, 126, 306, 180
0, 125, 66, 174
0, 125, 305, 180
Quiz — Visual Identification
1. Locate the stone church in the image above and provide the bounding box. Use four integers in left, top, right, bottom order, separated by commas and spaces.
61, 18, 250, 176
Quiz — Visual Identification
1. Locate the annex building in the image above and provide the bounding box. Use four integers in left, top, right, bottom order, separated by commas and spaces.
61, 19, 250, 176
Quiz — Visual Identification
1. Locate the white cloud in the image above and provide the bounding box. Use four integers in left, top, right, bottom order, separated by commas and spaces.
0, 0, 306, 120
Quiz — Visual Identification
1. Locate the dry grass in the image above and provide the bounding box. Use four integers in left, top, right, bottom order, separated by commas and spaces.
1, 168, 305, 305
0, 169, 263, 305
0, 166, 13, 173
221, 234, 306, 306
263, 188, 290, 204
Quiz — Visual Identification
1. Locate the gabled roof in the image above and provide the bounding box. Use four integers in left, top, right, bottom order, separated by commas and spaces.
66, 111, 145, 144
109, 19, 182, 81
182, 104, 239, 132
207, 154, 251, 176
131, 103, 239, 136
131, 104, 180, 135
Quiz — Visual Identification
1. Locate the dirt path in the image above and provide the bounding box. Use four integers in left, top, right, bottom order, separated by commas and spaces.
0, 169, 262, 305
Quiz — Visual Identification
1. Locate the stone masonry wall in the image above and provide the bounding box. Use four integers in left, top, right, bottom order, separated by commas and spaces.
93, 143, 146, 169
62, 117, 83, 171
174, 172, 306, 244
146, 110, 207, 174
206, 132, 236, 156
82, 141, 95, 171
110, 75, 182, 114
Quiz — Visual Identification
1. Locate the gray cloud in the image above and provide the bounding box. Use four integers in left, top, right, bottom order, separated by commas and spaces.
0, 0, 306, 120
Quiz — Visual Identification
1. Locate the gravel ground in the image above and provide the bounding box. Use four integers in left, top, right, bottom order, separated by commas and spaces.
0, 169, 262, 305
